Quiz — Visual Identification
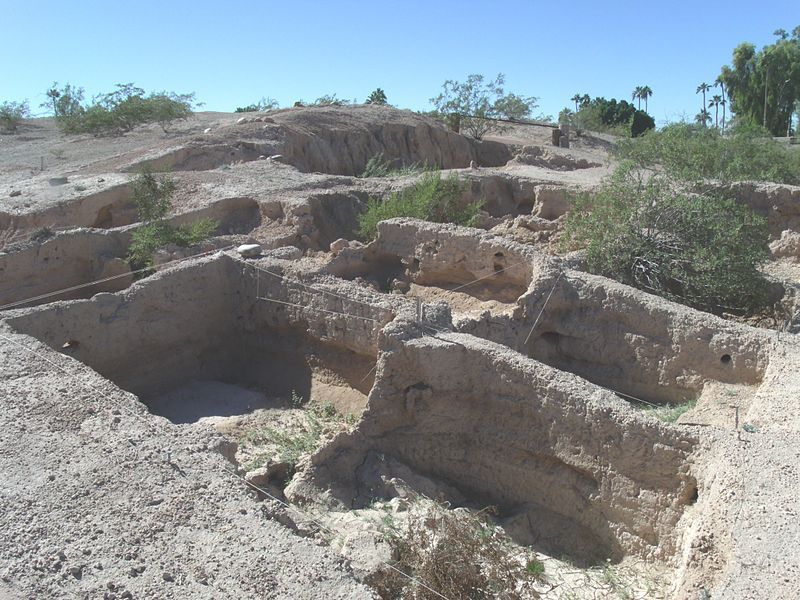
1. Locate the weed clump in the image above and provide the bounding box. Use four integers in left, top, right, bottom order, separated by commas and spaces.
361, 153, 425, 178
562, 163, 772, 315
644, 400, 697, 423
241, 399, 356, 475
358, 171, 481, 240
374, 503, 542, 599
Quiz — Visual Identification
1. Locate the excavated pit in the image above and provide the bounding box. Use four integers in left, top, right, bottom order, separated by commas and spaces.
4, 107, 800, 599
3, 253, 383, 424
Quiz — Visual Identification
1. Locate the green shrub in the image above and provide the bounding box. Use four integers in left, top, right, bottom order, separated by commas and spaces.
235, 97, 279, 112
616, 122, 800, 184
569, 97, 654, 137
562, 163, 772, 314
48, 82, 197, 135
312, 94, 350, 106
357, 171, 480, 240
430, 73, 542, 139
0, 100, 29, 133
127, 170, 218, 269
44, 82, 86, 133
360, 153, 424, 178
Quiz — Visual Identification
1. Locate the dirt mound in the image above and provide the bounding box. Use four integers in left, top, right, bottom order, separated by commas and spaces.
129, 105, 512, 176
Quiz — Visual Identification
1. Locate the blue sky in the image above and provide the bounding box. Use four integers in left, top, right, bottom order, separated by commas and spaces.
2, 0, 797, 125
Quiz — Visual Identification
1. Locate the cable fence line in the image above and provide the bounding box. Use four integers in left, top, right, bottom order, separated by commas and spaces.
233, 255, 392, 314
523, 271, 564, 346
447, 258, 533, 294
256, 296, 383, 324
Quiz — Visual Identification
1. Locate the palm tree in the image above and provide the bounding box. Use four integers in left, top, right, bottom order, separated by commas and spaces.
696, 83, 711, 126
695, 109, 712, 126
709, 95, 722, 128
714, 77, 727, 131
640, 86, 653, 113
571, 94, 582, 112
632, 86, 643, 109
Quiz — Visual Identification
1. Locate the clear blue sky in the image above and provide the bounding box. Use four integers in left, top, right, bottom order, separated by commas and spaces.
3, 0, 797, 125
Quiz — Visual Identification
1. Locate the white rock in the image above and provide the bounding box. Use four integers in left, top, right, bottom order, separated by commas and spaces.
237, 244, 262, 258
329, 238, 350, 254
203, 127, 212, 134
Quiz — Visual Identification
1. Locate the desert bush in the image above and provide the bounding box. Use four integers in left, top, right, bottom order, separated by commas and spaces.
47, 82, 197, 135
562, 163, 772, 314
127, 170, 218, 269
374, 503, 541, 599
235, 97, 279, 112
430, 73, 541, 139
0, 100, 29, 133
644, 399, 697, 423
361, 153, 424, 178
616, 122, 800, 184
358, 171, 480, 240
312, 94, 350, 106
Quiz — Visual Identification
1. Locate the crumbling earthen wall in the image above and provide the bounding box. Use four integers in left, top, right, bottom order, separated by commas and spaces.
0, 182, 135, 241
0, 229, 132, 309
367, 219, 773, 404
292, 322, 698, 563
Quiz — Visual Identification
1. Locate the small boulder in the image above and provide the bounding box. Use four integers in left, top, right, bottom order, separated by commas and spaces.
48, 177, 69, 186
770, 230, 800, 259
237, 243, 262, 258
329, 238, 350, 255
266, 246, 302, 260
9, 190, 21, 197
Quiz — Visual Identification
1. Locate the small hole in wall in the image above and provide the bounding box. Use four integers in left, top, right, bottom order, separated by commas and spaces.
720, 354, 732, 365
